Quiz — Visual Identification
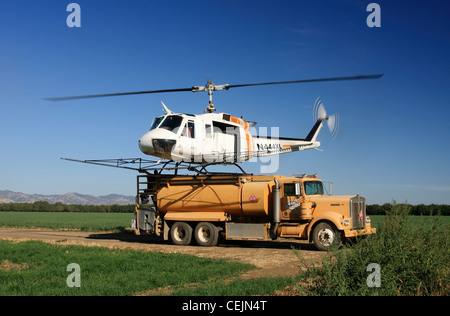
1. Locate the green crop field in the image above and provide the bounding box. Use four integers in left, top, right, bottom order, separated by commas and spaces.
369, 214, 450, 228
0, 240, 267, 296
0, 239, 298, 296
0, 211, 132, 231
1, 211, 448, 232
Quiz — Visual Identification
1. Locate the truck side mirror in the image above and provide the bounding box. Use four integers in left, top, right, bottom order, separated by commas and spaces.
295, 183, 301, 196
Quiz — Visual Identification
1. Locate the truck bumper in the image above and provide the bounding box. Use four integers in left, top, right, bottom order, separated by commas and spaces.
344, 227, 376, 238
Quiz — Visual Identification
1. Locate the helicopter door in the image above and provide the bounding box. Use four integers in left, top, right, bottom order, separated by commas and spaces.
212, 121, 237, 162
233, 128, 241, 162
177, 119, 201, 162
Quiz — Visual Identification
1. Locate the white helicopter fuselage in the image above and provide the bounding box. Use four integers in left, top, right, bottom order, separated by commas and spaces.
138, 110, 324, 164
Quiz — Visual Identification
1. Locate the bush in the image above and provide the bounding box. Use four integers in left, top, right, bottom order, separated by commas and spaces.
297, 202, 450, 296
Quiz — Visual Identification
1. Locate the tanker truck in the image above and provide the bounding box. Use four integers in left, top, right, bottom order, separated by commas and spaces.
130, 173, 376, 251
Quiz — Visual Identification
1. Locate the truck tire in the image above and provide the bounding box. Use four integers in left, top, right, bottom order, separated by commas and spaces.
312, 222, 341, 251
169, 222, 192, 245
194, 222, 219, 247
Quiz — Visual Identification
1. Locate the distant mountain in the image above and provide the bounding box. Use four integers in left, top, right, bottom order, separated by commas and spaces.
0, 190, 135, 205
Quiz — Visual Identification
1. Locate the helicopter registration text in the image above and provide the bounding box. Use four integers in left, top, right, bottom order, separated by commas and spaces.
256, 143, 282, 151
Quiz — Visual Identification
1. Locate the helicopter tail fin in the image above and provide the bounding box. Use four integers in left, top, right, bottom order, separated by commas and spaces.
305, 119, 324, 142
306, 97, 339, 141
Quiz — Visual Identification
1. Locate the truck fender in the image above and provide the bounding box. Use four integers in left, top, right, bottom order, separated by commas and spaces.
164, 220, 170, 241
307, 212, 344, 241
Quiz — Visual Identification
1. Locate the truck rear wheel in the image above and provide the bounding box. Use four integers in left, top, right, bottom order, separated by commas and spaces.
194, 222, 219, 247
170, 222, 192, 245
312, 222, 341, 251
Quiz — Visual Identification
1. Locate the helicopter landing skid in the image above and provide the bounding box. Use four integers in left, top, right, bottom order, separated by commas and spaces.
61, 157, 249, 176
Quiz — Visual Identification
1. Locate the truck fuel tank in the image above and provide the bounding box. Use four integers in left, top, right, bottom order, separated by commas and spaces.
156, 175, 277, 217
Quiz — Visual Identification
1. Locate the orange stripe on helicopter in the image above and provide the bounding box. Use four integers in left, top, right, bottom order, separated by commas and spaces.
229, 115, 252, 160
244, 121, 250, 159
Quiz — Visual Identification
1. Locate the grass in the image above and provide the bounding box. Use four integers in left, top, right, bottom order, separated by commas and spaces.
0, 240, 256, 296
0, 239, 301, 296
171, 276, 296, 296
0, 211, 132, 231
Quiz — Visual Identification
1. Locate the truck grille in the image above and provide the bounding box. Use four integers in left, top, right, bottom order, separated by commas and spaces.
350, 196, 366, 229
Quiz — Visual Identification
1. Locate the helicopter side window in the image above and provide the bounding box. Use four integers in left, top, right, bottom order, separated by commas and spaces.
213, 121, 236, 134
181, 120, 195, 138
158, 115, 183, 132
150, 116, 164, 130
205, 124, 212, 138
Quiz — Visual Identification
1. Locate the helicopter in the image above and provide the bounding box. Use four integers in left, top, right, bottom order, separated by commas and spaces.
138, 97, 330, 164
45, 74, 382, 173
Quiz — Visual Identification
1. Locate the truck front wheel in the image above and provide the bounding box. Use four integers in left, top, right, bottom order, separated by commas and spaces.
170, 222, 192, 245
312, 222, 341, 251
194, 222, 219, 247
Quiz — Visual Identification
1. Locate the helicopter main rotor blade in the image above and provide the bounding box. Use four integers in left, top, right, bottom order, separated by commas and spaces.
226, 74, 383, 89
44, 74, 383, 101
43, 87, 194, 101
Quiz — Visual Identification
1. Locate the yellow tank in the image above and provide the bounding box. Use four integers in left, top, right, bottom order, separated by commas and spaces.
155, 175, 279, 217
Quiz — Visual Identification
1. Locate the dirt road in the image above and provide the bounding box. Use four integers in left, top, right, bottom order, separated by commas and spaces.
0, 228, 324, 278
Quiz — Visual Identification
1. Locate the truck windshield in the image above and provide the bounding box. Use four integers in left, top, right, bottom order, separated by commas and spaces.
158, 115, 183, 132
304, 181, 324, 195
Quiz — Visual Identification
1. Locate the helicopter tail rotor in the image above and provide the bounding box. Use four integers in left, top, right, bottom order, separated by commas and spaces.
313, 97, 339, 139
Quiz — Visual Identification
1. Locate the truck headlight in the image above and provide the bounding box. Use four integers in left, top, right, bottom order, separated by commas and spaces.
344, 220, 350, 226
366, 217, 371, 223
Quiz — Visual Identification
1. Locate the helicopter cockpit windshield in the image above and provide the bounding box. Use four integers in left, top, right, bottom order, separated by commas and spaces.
150, 116, 164, 130
150, 115, 183, 132
157, 115, 183, 133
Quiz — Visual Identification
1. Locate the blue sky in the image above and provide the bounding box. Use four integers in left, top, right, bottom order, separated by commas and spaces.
1, 0, 449, 204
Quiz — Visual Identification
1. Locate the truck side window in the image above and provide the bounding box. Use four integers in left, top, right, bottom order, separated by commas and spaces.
284, 183, 300, 196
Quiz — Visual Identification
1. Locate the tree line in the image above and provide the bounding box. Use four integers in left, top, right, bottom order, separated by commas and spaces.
0, 201, 134, 213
